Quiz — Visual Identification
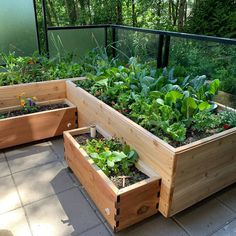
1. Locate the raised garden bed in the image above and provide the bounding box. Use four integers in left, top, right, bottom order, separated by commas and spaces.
64, 126, 161, 232
66, 80, 236, 217
0, 80, 77, 149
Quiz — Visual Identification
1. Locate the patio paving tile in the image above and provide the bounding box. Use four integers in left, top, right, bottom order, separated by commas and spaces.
25, 188, 101, 236
0, 208, 31, 236
49, 137, 64, 160
0, 175, 21, 215
212, 217, 236, 235
173, 198, 235, 236
108, 214, 188, 236
0, 153, 10, 178
217, 184, 236, 213
79, 224, 111, 236
13, 161, 75, 205
5, 142, 58, 173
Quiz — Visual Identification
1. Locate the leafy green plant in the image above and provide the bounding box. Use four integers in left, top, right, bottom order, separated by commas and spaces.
82, 138, 138, 176
192, 112, 222, 132
220, 110, 236, 129
77, 61, 223, 146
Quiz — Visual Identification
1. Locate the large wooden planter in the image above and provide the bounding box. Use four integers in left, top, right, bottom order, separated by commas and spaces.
64, 127, 161, 232
65, 80, 236, 218
0, 80, 77, 149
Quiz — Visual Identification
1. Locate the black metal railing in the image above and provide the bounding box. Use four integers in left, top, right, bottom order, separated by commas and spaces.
45, 24, 236, 68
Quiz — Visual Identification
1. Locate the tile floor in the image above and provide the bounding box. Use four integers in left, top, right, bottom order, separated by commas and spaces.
0, 137, 235, 236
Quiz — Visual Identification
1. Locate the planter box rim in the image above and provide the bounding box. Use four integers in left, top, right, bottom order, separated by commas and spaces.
0, 98, 75, 121
68, 80, 236, 153
64, 126, 161, 193
0, 77, 86, 89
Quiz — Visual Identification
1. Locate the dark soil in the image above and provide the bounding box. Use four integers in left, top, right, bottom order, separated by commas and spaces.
74, 133, 103, 145
0, 103, 68, 119
170, 127, 223, 148
74, 133, 148, 189
110, 168, 148, 189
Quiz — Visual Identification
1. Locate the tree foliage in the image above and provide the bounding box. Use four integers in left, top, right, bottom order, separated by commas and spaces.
36, 0, 236, 38
186, 0, 236, 38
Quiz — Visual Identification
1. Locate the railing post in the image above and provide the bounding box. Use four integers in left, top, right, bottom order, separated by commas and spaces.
104, 26, 108, 48
42, 0, 49, 57
112, 27, 116, 58
32, 0, 41, 54
163, 35, 170, 67
157, 34, 164, 68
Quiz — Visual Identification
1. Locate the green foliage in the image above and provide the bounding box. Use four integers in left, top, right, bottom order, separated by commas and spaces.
19, 94, 39, 114
77, 59, 223, 146
0, 52, 83, 86
220, 110, 236, 128
186, 0, 236, 38
192, 112, 222, 132
82, 138, 138, 176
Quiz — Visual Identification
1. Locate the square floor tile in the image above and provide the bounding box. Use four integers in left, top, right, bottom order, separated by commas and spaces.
0, 153, 10, 178
13, 161, 75, 205
212, 218, 236, 235
49, 137, 64, 160
173, 199, 235, 236
0, 208, 31, 236
0, 176, 21, 214
5, 142, 58, 173
218, 184, 236, 212
80, 224, 111, 236
25, 188, 101, 236
111, 214, 187, 236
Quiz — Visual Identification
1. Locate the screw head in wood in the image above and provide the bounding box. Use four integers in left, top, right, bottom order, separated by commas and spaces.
104, 208, 110, 215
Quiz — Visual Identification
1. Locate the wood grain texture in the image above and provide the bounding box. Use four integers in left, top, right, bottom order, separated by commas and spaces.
64, 129, 118, 227
170, 129, 236, 216
116, 178, 160, 231
66, 81, 174, 217
0, 105, 76, 149
0, 80, 66, 108
64, 127, 161, 231
66, 80, 236, 218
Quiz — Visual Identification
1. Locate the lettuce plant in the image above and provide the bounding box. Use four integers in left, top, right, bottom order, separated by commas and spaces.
82, 138, 138, 176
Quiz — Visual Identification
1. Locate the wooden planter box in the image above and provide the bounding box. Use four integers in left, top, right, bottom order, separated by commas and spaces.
65, 80, 236, 218
64, 127, 161, 232
0, 80, 77, 149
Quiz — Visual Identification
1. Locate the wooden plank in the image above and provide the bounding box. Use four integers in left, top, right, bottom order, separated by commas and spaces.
64, 130, 118, 227
116, 178, 160, 231
0, 80, 66, 108
0, 106, 76, 149
170, 131, 236, 215
66, 80, 236, 217
175, 127, 236, 153
136, 160, 161, 178
66, 80, 175, 217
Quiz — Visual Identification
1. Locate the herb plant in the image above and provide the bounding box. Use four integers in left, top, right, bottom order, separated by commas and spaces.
192, 112, 222, 132
219, 110, 236, 129
82, 138, 138, 176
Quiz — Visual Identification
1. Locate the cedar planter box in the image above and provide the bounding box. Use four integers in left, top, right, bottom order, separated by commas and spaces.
64, 127, 161, 232
0, 80, 77, 149
65, 80, 236, 218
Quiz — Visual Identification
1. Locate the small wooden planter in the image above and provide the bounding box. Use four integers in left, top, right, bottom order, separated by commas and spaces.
0, 81, 77, 149
64, 127, 161, 232
66, 80, 236, 218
